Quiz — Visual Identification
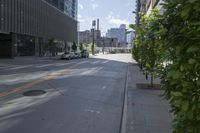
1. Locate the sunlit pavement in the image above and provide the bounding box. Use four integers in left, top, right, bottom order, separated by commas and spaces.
0, 54, 132, 133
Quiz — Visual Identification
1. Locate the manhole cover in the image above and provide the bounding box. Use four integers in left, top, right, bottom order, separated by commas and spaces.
23, 90, 46, 96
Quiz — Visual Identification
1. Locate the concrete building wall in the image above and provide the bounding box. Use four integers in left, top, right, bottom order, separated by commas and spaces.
78, 29, 101, 45
96, 37, 118, 47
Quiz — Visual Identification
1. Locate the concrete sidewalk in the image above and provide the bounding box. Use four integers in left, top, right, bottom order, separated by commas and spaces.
125, 62, 173, 133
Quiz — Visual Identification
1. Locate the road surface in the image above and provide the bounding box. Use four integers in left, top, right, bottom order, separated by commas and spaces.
0, 54, 132, 133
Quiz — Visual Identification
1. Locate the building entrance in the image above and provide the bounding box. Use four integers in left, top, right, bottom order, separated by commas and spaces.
0, 34, 12, 58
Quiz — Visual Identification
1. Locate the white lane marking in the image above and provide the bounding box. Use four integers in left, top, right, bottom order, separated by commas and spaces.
36, 64, 55, 68
76, 61, 89, 65
102, 61, 109, 64
84, 109, 101, 114
91, 61, 100, 64
8, 65, 33, 70
102, 86, 107, 90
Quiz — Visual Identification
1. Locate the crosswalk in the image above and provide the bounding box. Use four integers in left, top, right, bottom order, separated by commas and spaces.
0, 59, 110, 72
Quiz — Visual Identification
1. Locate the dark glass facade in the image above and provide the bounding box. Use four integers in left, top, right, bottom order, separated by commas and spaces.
0, 0, 78, 58
44, 0, 77, 20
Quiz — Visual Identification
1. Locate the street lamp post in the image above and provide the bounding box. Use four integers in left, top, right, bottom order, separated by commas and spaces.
92, 20, 96, 55
102, 36, 105, 54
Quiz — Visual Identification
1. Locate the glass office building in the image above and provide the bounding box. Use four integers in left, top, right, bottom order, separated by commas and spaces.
0, 0, 78, 58
44, 0, 77, 19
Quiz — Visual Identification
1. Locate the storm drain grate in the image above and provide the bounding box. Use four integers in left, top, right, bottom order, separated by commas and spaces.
23, 90, 46, 96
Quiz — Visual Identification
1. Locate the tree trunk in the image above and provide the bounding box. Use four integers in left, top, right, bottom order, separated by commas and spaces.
150, 75, 154, 88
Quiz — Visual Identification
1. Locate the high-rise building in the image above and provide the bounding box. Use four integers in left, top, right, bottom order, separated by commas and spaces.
135, 0, 162, 25
146, 0, 160, 14
0, 0, 78, 58
45, 0, 77, 20
106, 24, 127, 47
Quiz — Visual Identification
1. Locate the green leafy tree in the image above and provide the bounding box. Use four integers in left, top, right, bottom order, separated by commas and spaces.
72, 42, 77, 52
130, 10, 163, 86
48, 38, 56, 56
143, 9, 163, 86
160, 0, 200, 132
91, 44, 95, 55
131, 0, 200, 132
79, 43, 84, 51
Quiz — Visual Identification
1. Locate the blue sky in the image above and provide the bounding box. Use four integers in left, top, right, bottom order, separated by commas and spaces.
78, 0, 136, 35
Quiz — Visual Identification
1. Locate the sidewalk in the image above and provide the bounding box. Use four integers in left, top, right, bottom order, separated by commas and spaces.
125, 62, 173, 133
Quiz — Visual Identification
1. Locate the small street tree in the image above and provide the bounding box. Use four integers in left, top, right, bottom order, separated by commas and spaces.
48, 38, 56, 56
72, 42, 77, 52
91, 44, 95, 55
131, 9, 163, 87
79, 43, 84, 51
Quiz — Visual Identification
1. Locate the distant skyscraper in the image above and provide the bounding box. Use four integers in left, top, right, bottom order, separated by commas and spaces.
106, 24, 127, 47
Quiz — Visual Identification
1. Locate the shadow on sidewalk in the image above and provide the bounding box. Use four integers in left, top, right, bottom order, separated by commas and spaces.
126, 62, 173, 133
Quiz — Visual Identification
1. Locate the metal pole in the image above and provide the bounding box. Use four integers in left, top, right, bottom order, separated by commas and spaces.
92, 28, 94, 55
103, 36, 105, 54
92, 20, 96, 55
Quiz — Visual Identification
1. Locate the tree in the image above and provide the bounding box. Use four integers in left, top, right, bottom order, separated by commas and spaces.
48, 38, 56, 56
160, 0, 200, 132
72, 42, 77, 52
130, 10, 163, 87
91, 44, 95, 55
79, 43, 83, 51
131, 0, 200, 132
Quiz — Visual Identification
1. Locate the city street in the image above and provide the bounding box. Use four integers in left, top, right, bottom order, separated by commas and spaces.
0, 54, 132, 133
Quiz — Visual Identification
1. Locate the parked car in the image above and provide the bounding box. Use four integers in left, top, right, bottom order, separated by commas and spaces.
60, 52, 76, 60
69, 52, 75, 59
110, 50, 116, 54
81, 50, 89, 58
60, 52, 71, 60
74, 52, 82, 58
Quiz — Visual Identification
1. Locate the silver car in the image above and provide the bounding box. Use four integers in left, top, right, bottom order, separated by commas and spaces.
60, 52, 71, 60
74, 52, 82, 58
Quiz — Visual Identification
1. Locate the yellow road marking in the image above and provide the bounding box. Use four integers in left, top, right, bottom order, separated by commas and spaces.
0, 69, 71, 98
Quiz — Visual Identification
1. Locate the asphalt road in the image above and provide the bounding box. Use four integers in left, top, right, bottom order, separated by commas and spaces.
0, 54, 132, 133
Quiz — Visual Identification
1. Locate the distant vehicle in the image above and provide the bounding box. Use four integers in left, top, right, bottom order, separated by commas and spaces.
110, 51, 116, 54
74, 52, 82, 58
69, 52, 75, 59
81, 50, 89, 58
60, 52, 71, 60
60, 52, 76, 60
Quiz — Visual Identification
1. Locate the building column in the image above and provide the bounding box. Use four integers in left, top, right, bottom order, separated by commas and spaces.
35, 37, 39, 56
11, 33, 17, 58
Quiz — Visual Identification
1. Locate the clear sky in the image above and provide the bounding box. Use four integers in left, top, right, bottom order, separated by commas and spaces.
78, 0, 136, 35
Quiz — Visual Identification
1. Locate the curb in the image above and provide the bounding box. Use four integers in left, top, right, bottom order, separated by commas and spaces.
119, 63, 129, 133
